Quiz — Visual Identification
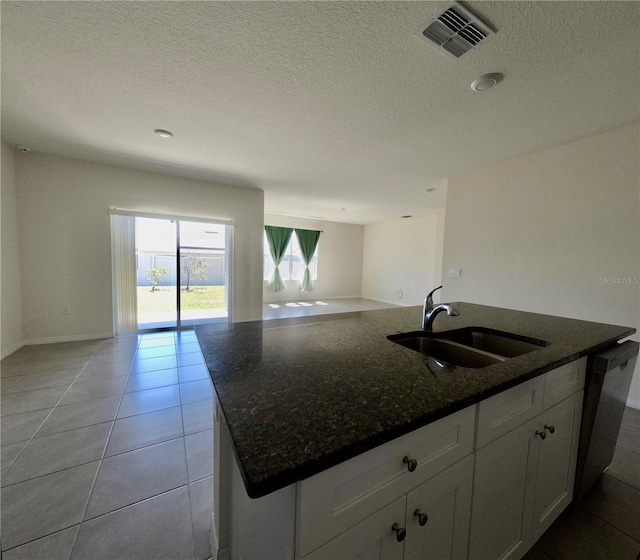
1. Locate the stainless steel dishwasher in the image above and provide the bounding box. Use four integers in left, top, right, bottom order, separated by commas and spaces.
574, 340, 639, 500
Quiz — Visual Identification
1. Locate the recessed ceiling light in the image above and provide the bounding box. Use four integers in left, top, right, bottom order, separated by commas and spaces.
471, 73, 504, 92
154, 129, 174, 138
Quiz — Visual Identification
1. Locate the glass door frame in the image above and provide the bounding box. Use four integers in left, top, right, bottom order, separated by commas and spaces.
111, 208, 233, 335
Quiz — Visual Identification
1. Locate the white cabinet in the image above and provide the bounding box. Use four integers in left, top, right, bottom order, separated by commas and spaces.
531, 390, 583, 541
297, 406, 476, 557
404, 454, 474, 560
469, 416, 539, 560
302, 498, 407, 560
302, 455, 474, 560
469, 359, 586, 560
213, 358, 587, 560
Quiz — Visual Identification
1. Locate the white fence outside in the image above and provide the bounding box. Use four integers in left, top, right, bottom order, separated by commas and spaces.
136, 251, 225, 286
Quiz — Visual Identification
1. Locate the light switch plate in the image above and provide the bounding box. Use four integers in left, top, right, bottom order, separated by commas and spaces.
449, 268, 462, 278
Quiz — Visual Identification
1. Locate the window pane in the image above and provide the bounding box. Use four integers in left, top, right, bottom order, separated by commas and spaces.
264, 232, 290, 281
263, 229, 318, 282
264, 253, 275, 281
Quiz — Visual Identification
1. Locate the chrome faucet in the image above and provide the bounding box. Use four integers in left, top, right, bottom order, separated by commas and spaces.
422, 285, 459, 330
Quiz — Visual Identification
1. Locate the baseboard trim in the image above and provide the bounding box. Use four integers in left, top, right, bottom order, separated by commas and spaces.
210, 513, 230, 560
361, 296, 413, 307
1, 340, 25, 360
263, 294, 363, 304
23, 332, 115, 346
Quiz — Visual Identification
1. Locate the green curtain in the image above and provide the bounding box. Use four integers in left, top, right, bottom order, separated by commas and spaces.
295, 228, 321, 292
265, 226, 293, 292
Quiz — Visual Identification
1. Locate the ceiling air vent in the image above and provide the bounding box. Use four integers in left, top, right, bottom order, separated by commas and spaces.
417, 1, 496, 59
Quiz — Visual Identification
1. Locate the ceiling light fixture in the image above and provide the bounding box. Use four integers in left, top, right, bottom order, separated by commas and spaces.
16, 146, 31, 153
471, 73, 504, 92
154, 129, 174, 138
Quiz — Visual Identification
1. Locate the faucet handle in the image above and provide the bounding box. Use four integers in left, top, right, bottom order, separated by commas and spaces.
425, 285, 443, 310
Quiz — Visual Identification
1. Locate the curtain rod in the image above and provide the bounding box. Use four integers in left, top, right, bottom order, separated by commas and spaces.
265, 225, 323, 232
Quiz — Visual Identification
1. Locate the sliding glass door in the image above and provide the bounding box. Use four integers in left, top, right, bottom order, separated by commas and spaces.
178, 221, 228, 327
135, 217, 178, 329
111, 210, 230, 334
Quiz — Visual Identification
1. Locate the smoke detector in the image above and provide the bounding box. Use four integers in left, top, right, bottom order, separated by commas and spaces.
417, 1, 496, 59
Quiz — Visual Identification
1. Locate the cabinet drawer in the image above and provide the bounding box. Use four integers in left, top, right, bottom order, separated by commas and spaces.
297, 405, 476, 558
300, 497, 406, 560
476, 376, 545, 449
543, 357, 586, 410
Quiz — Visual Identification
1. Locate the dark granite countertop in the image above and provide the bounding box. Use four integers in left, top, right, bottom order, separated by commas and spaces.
195, 303, 634, 498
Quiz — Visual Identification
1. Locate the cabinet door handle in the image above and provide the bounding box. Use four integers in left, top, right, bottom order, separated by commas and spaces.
413, 509, 429, 526
544, 424, 555, 434
535, 430, 547, 440
391, 523, 407, 542
403, 456, 417, 472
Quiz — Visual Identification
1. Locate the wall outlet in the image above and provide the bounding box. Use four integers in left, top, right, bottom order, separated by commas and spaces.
448, 268, 462, 278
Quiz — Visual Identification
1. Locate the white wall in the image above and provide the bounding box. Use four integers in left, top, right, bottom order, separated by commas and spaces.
442, 123, 640, 407
14, 152, 264, 343
362, 211, 446, 307
1, 143, 24, 357
263, 214, 363, 303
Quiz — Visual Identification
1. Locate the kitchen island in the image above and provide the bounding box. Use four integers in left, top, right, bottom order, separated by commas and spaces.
195, 303, 634, 560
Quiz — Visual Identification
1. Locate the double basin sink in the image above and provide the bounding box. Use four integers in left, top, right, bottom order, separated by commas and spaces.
388, 327, 549, 368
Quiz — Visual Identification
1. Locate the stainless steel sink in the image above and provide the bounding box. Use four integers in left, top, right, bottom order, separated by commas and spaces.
388, 334, 506, 368
387, 327, 548, 368
442, 328, 548, 358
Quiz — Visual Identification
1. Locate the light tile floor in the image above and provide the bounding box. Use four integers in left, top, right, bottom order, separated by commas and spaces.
2, 323, 639, 560
1, 330, 213, 560
263, 297, 399, 320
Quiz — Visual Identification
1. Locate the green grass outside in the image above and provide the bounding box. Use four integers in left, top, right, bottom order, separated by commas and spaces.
137, 285, 225, 313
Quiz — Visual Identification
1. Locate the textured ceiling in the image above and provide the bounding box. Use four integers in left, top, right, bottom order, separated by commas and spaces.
1, 1, 638, 224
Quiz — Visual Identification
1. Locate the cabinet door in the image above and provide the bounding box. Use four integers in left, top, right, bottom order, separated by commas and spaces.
298, 406, 475, 557
404, 455, 474, 560
531, 390, 583, 541
301, 497, 407, 560
469, 419, 539, 560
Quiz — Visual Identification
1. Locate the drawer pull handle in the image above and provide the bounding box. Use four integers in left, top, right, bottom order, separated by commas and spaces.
391, 523, 406, 542
414, 509, 429, 526
403, 456, 417, 472
535, 430, 547, 440
544, 424, 555, 434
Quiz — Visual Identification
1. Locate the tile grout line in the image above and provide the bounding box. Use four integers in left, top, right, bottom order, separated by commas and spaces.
577, 501, 640, 546
1, 353, 98, 485
2, 340, 139, 488
1, 333, 206, 557
1, 340, 130, 554
606, 469, 640, 492
177, 330, 208, 559
69, 338, 141, 560
180, 338, 200, 560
